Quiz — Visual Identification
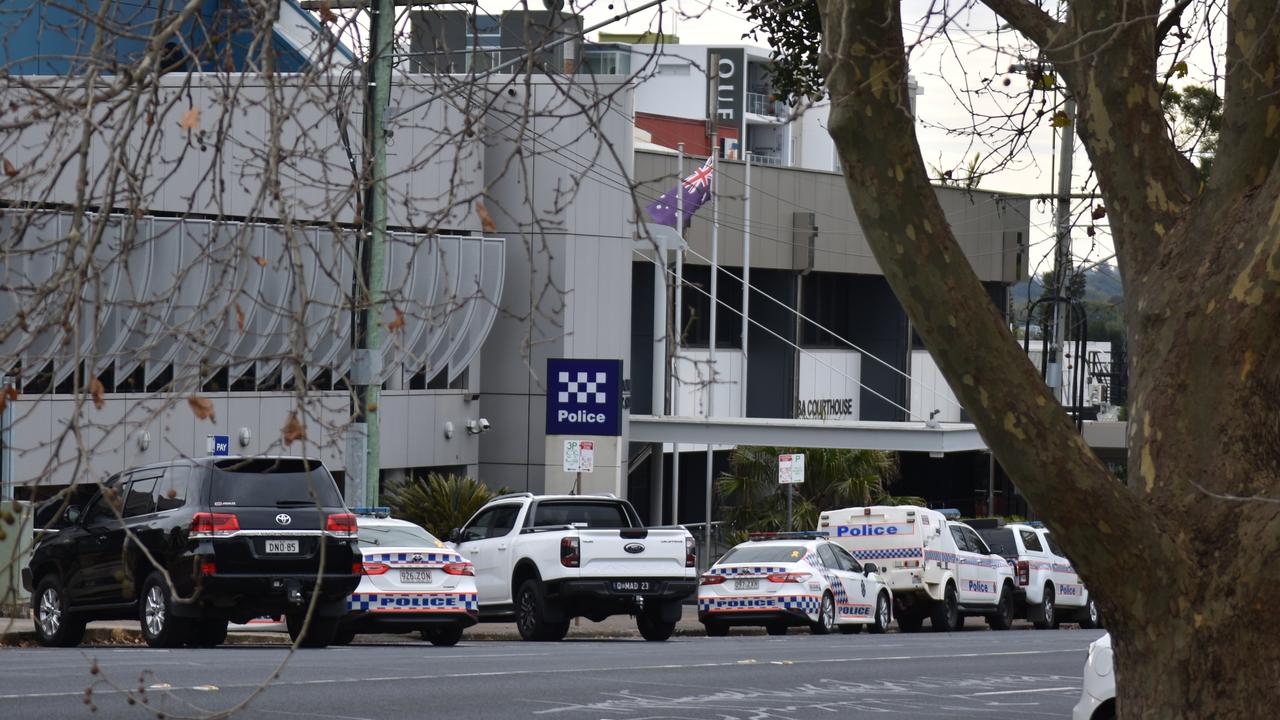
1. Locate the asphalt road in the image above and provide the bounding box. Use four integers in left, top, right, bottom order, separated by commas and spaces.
0, 627, 1104, 719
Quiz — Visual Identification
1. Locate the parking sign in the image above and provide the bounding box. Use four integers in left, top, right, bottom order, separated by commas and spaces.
207, 435, 230, 457
778, 453, 805, 484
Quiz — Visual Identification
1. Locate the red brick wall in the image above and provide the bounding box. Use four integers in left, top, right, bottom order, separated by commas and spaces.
636, 112, 739, 157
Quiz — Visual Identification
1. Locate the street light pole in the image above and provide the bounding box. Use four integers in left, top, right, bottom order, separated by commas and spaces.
1048, 97, 1077, 403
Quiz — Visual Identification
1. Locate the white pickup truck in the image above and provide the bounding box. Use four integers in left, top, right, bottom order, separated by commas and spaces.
449, 493, 698, 641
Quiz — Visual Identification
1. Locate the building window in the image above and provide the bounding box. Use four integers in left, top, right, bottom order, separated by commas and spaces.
677, 265, 743, 348
582, 50, 631, 75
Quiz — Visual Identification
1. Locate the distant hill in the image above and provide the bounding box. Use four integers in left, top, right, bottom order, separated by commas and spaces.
1012, 263, 1124, 307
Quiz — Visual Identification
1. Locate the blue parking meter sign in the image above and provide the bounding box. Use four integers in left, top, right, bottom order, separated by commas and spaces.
546, 358, 623, 437
208, 435, 230, 456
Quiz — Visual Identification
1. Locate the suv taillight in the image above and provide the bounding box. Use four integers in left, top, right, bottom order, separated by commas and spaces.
190, 512, 240, 539
560, 536, 580, 568
443, 562, 475, 576
326, 513, 357, 538
766, 572, 811, 584
1016, 560, 1030, 586
685, 536, 696, 568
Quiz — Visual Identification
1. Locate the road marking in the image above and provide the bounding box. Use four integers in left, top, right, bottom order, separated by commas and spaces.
970, 686, 1077, 696
0, 649, 1085, 701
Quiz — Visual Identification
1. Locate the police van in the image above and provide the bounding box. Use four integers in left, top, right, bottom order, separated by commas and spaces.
818, 505, 1015, 632
973, 520, 1100, 629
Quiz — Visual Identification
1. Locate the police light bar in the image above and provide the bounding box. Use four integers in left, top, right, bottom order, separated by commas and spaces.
352, 506, 391, 518
747, 531, 824, 541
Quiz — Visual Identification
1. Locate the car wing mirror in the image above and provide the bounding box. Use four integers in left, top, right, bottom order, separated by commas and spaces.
863, 562, 877, 576
65, 505, 82, 525
449, 527, 463, 544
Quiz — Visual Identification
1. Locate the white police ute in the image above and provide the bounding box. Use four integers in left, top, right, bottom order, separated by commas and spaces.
974, 520, 1100, 629
820, 505, 1016, 632
336, 509, 478, 646
698, 533, 892, 636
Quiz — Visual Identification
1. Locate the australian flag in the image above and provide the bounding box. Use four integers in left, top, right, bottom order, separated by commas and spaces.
645, 157, 715, 229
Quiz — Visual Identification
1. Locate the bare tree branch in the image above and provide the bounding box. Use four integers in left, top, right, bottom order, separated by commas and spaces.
978, 0, 1063, 48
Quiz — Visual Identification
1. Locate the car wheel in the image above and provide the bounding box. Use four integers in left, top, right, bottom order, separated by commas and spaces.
896, 609, 924, 633
840, 623, 863, 635
703, 621, 729, 637
1033, 585, 1057, 630
331, 626, 357, 646
139, 573, 191, 648
765, 622, 788, 636
514, 579, 568, 641
870, 591, 892, 634
1079, 596, 1102, 629
930, 583, 960, 632
987, 586, 1013, 630
810, 593, 836, 635
33, 577, 85, 648
186, 619, 229, 648
286, 612, 339, 648
637, 612, 676, 642
423, 624, 464, 647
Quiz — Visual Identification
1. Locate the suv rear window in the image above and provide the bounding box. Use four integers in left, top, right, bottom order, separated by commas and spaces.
976, 528, 1019, 557
209, 458, 342, 508
530, 501, 632, 528
718, 545, 807, 564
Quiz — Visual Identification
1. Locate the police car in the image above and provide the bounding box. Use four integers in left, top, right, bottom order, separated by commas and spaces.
974, 520, 1100, 629
334, 509, 478, 646
698, 533, 892, 636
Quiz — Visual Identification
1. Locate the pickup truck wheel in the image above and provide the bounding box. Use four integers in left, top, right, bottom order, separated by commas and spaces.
987, 586, 1013, 630
1078, 596, 1101, 629
423, 624, 464, 647
810, 593, 836, 635
140, 573, 192, 648
33, 577, 85, 647
930, 583, 960, 632
637, 613, 676, 641
185, 619, 229, 648
870, 591, 892, 634
1033, 585, 1057, 630
515, 579, 568, 641
286, 612, 338, 648
331, 626, 357, 646
703, 621, 729, 637
896, 608, 923, 633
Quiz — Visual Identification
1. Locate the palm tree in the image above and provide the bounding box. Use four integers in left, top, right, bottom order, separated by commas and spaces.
384, 473, 506, 540
717, 446, 918, 540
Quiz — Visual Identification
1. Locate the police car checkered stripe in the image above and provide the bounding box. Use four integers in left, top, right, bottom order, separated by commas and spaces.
348, 591, 479, 613
852, 547, 923, 560
705, 565, 790, 577
699, 594, 821, 614
363, 552, 461, 565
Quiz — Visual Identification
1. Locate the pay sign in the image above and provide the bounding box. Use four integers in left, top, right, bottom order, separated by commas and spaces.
778, 453, 805, 484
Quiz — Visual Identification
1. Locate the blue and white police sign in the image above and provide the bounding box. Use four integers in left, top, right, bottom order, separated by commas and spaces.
546, 358, 623, 436
207, 435, 231, 456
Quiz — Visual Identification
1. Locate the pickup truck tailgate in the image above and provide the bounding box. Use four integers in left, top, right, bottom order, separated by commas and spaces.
578, 529, 689, 576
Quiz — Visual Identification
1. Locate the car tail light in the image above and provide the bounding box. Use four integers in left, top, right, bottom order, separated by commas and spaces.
700, 574, 726, 586
326, 513, 357, 538
443, 562, 475, 576
361, 562, 390, 576
1016, 560, 1030, 586
766, 572, 811, 584
190, 512, 240, 539
199, 561, 217, 577
560, 536, 580, 568
685, 537, 696, 568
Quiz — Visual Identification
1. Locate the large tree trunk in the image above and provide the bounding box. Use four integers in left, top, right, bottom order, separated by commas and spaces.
816, 1, 1280, 717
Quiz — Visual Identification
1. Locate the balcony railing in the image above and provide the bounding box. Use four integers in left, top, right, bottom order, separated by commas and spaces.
748, 151, 783, 166
746, 91, 788, 118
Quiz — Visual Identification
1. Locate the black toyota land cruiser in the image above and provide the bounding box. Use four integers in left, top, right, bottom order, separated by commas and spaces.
23, 456, 360, 648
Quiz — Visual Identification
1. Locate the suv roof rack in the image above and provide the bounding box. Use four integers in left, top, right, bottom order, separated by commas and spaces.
491, 492, 536, 502
965, 517, 1005, 529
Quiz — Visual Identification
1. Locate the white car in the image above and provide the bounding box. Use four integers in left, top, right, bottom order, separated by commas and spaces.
698, 533, 892, 636
975, 521, 1100, 629
333, 510, 478, 646
1073, 633, 1115, 719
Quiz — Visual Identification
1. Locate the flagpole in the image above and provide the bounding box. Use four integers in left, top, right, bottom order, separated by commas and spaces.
704, 114, 718, 571
671, 144, 684, 527
741, 151, 751, 417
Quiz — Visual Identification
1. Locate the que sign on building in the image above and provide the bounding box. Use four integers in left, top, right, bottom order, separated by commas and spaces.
546, 358, 623, 437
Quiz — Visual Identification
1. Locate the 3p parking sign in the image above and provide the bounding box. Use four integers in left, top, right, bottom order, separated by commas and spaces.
546, 358, 623, 436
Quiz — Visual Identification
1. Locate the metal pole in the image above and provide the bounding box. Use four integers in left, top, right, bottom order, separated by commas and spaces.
705, 87, 719, 567
786, 484, 793, 532
987, 451, 996, 516
353, 0, 393, 507
740, 152, 751, 417
650, 241, 666, 525
1048, 97, 1076, 404
671, 144, 684, 526
1, 376, 13, 501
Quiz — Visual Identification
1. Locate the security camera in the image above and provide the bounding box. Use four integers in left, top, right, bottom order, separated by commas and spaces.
478, 418, 491, 432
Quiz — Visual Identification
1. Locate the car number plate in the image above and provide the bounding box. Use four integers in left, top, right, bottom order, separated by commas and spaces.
733, 578, 760, 591
265, 539, 299, 554
611, 580, 652, 593
399, 569, 432, 584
